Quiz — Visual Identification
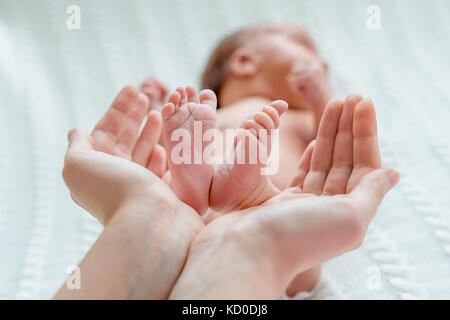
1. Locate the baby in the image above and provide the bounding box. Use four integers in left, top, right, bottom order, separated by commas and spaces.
142, 23, 332, 209
139, 23, 367, 296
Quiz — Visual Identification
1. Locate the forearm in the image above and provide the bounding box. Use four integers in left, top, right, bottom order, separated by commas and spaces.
54, 200, 199, 300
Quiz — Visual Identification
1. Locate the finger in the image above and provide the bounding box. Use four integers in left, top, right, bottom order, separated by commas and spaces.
147, 144, 167, 178
132, 111, 163, 166
92, 86, 150, 157
141, 77, 168, 100
323, 94, 362, 195
142, 80, 168, 112
349, 168, 399, 219
289, 139, 315, 189
353, 99, 380, 168
347, 99, 381, 192
141, 85, 159, 101
114, 91, 150, 156
186, 85, 199, 103
92, 85, 138, 147
303, 99, 343, 195
67, 128, 94, 154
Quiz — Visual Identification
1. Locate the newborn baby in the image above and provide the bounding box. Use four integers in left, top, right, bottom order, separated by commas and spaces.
142, 23, 332, 211
139, 23, 373, 297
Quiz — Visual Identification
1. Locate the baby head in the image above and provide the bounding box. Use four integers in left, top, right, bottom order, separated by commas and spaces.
202, 22, 330, 109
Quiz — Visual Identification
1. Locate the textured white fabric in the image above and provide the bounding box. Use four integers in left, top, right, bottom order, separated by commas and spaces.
0, 0, 449, 299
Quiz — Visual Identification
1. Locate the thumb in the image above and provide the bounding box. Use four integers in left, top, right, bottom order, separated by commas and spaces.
349, 168, 400, 214
67, 128, 94, 153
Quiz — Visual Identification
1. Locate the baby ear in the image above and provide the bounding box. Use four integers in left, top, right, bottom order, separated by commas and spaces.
229, 48, 258, 77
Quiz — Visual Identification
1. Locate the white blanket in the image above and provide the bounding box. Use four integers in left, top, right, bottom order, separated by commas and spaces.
1, 0, 449, 299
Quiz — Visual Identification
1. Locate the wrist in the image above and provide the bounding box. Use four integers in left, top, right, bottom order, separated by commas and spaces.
223, 226, 287, 298
112, 183, 203, 242
171, 218, 285, 299
102, 190, 202, 299
226, 220, 296, 297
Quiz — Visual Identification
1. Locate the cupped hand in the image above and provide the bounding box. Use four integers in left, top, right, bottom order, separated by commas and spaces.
64, 85, 195, 227
169, 95, 399, 299
63, 128, 203, 232
60, 127, 203, 299
63, 84, 398, 300
91, 85, 166, 176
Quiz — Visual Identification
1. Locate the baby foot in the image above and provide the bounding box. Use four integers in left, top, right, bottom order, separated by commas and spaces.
210, 100, 288, 212
161, 86, 217, 214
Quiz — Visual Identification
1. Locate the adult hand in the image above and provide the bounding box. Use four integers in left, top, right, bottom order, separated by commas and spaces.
66, 85, 167, 225
170, 95, 399, 299
58, 86, 204, 299
58, 127, 203, 299
170, 166, 398, 299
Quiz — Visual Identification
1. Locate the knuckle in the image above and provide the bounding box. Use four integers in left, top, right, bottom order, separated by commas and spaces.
122, 84, 139, 99
345, 94, 363, 104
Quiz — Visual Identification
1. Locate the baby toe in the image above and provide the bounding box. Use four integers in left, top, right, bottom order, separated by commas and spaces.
186, 85, 199, 103
243, 119, 264, 137
199, 89, 217, 109
262, 105, 280, 128
269, 100, 288, 116
254, 111, 275, 130
168, 91, 181, 107
175, 87, 186, 104
161, 103, 175, 120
